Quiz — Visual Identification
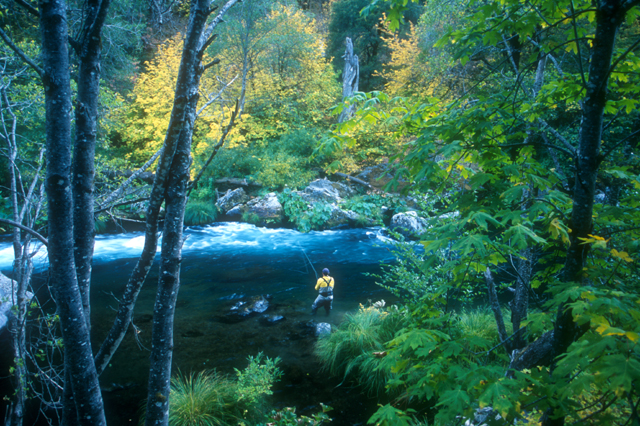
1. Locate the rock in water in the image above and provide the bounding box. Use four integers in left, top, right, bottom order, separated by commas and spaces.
217, 295, 271, 323
259, 315, 286, 325
315, 322, 331, 336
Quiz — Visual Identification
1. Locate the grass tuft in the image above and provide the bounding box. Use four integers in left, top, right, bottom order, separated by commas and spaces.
314, 304, 406, 396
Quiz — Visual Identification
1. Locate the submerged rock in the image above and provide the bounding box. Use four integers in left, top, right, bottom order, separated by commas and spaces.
217, 295, 271, 323
315, 322, 331, 336
259, 315, 286, 325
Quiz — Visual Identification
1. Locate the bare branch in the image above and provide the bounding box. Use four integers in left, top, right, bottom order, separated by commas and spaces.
13, 0, 39, 17
536, 117, 577, 156
189, 99, 240, 194
98, 147, 164, 210
196, 74, 237, 116
0, 28, 43, 77
202, 57, 220, 72
198, 33, 218, 58
600, 128, 640, 163
0, 218, 48, 246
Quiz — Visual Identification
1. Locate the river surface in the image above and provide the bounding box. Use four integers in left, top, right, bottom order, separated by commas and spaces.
0, 223, 402, 425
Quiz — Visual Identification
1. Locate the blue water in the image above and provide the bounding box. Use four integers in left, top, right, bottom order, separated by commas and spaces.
0, 223, 402, 425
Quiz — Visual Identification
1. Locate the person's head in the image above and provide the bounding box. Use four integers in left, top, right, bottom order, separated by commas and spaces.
322, 268, 330, 276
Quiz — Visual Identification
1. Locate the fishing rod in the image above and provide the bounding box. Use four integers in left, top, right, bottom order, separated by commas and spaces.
300, 246, 318, 280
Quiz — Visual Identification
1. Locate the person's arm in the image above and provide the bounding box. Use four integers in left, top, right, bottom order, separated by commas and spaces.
315, 279, 321, 290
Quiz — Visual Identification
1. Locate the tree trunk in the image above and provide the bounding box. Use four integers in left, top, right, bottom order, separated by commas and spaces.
484, 268, 510, 351
39, 0, 106, 424
143, 1, 239, 425
72, 0, 111, 333
338, 37, 359, 123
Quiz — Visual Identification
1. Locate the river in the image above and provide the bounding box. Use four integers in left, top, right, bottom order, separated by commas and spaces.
0, 223, 402, 425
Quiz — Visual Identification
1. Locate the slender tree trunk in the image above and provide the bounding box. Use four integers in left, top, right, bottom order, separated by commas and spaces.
73, 0, 111, 333
540, 1, 633, 425
39, 0, 106, 424
338, 37, 359, 123
484, 268, 510, 351
143, 1, 239, 424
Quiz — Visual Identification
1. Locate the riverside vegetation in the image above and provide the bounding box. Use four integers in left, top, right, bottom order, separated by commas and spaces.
1, 0, 640, 425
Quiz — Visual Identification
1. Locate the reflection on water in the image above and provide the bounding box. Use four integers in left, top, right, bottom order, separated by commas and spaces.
0, 223, 401, 425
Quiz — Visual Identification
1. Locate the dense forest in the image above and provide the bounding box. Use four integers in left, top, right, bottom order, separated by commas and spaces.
1, 0, 640, 425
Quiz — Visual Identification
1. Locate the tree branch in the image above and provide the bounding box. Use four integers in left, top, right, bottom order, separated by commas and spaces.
536, 117, 577, 156
600, 128, 640, 163
94, 197, 151, 214
197, 33, 218, 58
13, 0, 39, 17
196, 74, 237, 117
333, 172, 376, 191
202, 57, 220, 72
98, 147, 163, 210
0, 218, 48, 246
498, 141, 575, 159
0, 28, 43, 77
188, 99, 240, 195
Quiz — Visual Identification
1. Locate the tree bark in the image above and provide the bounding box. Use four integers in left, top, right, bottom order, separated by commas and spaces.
338, 37, 359, 123
484, 268, 510, 351
72, 0, 111, 333
39, 0, 106, 424
143, 1, 239, 425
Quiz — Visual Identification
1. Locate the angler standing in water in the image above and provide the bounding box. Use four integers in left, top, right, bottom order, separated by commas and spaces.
312, 268, 334, 316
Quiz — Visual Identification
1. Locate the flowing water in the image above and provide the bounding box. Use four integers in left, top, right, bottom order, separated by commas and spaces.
0, 223, 402, 425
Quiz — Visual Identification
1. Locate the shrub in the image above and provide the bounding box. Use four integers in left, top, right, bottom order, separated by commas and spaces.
184, 200, 217, 226
314, 304, 406, 396
169, 370, 237, 426
166, 353, 281, 426
257, 405, 332, 426
253, 151, 317, 189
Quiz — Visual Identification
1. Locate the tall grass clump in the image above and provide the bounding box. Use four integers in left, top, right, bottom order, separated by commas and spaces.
184, 200, 217, 226
450, 308, 513, 360
169, 370, 237, 426
314, 303, 406, 396
163, 353, 281, 426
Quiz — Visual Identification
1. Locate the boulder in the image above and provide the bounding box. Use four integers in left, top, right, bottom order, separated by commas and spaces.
216, 188, 249, 213
301, 179, 355, 204
324, 204, 359, 229
246, 193, 284, 224
390, 211, 428, 238
0, 273, 34, 331
226, 205, 244, 217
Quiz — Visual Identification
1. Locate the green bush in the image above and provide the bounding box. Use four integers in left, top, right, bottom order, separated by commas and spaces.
278, 191, 336, 232
197, 129, 322, 191
450, 308, 512, 357
314, 304, 406, 396
257, 405, 332, 426
253, 151, 317, 189
184, 200, 217, 226
166, 353, 281, 426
